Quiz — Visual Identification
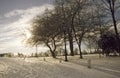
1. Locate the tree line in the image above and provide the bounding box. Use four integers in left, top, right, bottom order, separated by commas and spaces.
26, 0, 120, 61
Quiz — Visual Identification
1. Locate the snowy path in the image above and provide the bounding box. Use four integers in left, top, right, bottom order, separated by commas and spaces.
0, 57, 119, 78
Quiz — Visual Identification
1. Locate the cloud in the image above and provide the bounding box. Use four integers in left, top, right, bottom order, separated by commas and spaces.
3, 4, 54, 32
4, 10, 24, 18
4, 4, 54, 18
0, 4, 54, 53
2, 4, 54, 35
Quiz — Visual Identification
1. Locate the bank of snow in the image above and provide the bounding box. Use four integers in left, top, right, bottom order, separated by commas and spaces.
0, 57, 119, 78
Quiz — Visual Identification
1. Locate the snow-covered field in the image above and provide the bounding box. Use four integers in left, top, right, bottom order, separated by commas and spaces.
0, 55, 119, 78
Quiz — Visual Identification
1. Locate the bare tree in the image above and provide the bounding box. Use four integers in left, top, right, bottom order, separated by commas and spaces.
100, 0, 120, 55
27, 10, 61, 58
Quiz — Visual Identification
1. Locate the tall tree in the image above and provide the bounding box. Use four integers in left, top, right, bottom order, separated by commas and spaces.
101, 0, 120, 55
56, 0, 69, 61
27, 10, 62, 58
54, 0, 74, 56
72, 0, 98, 59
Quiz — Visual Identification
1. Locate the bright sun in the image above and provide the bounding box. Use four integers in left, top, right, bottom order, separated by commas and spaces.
26, 30, 31, 39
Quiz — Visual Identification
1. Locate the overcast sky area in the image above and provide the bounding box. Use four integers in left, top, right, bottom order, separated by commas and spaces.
0, 0, 54, 54
0, 0, 120, 55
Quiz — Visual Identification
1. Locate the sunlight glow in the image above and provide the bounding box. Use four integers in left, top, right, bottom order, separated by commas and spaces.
26, 30, 31, 39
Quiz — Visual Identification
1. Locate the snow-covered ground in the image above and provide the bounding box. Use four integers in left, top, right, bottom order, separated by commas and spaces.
65, 54, 120, 77
0, 55, 119, 78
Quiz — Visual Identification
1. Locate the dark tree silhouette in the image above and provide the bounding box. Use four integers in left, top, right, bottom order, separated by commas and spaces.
101, 0, 120, 55
98, 34, 120, 56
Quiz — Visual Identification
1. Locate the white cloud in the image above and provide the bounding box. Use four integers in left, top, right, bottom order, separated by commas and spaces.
3, 4, 54, 31
2, 4, 54, 35
0, 4, 54, 53
4, 4, 54, 18
4, 10, 24, 18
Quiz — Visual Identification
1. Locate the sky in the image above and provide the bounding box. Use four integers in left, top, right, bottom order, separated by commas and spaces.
0, 0, 54, 54
0, 0, 120, 55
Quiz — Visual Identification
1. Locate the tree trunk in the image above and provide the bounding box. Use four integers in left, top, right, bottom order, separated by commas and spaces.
51, 51, 56, 58
88, 39, 92, 53
73, 30, 84, 59
35, 45, 38, 57
78, 38, 83, 59
45, 40, 56, 58
64, 30, 68, 61
68, 30, 74, 56
78, 44, 83, 59
108, 0, 119, 37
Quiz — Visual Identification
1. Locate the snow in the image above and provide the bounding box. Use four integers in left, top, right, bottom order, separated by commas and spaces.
0, 56, 119, 78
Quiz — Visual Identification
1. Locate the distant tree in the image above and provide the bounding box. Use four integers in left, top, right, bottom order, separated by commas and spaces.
35, 52, 38, 57
31, 53, 34, 57
98, 33, 120, 56
74, 48, 78, 55
18, 53, 24, 57
7, 53, 14, 57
